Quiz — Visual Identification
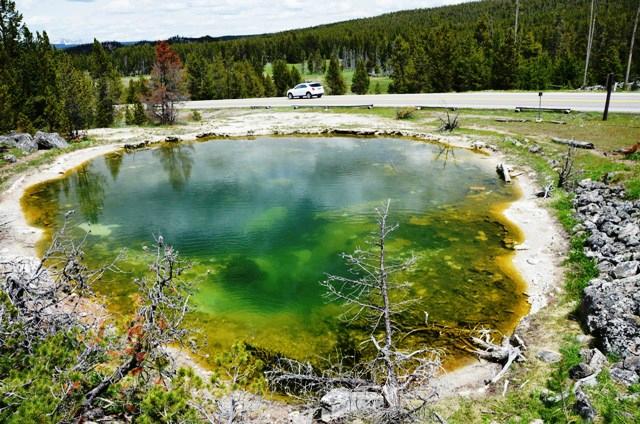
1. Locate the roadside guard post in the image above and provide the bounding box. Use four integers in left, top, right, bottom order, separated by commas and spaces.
603, 73, 614, 121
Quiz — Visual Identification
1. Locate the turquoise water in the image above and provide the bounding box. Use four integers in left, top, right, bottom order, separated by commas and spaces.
23, 137, 527, 366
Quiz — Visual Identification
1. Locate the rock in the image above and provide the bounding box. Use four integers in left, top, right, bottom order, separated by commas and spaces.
610, 367, 640, 386
536, 350, 562, 363
581, 348, 608, 372
618, 223, 639, 244
165, 136, 180, 143
34, 131, 68, 149
289, 409, 316, 424
587, 232, 610, 249
623, 355, 640, 372
2, 154, 17, 163
320, 389, 384, 422
569, 363, 595, 380
13, 133, 37, 152
612, 261, 639, 279
577, 334, 594, 344
0, 132, 37, 153
540, 389, 569, 405
0, 135, 14, 150
583, 275, 640, 357
528, 144, 542, 154
574, 389, 596, 421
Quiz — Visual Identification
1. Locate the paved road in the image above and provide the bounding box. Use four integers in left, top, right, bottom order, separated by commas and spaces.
184, 91, 640, 113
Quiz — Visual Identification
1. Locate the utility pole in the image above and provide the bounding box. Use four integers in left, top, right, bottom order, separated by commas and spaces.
583, 0, 598, 87
625, 0, 640, 88
514, 0, 520, 44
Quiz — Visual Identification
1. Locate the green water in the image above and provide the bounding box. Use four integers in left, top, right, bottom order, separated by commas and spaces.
22, 137, 528, 367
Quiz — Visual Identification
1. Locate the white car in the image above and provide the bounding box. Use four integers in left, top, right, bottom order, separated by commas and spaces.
287, 82, 324, 99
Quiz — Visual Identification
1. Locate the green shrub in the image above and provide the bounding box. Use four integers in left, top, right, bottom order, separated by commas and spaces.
396, 107, 416, 120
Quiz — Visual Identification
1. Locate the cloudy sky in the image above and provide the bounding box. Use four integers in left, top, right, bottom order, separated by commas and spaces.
15, 0, 474, 44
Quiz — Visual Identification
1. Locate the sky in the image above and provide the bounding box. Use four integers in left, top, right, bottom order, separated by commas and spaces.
14, 0, 475, 44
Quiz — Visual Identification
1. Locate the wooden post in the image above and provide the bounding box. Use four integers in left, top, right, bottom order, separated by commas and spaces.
603, 73, 614, 121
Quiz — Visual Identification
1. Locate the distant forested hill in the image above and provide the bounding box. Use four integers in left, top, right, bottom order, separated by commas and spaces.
70, 0, 640, 91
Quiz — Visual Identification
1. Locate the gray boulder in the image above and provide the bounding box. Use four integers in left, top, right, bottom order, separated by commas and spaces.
574, 389, 596, 421
569, 363, 595, 380
613, 261, 639, 279
0, 133, 37, 153
583, 275, 640, 357
34, 131, 68, 150
610, 367, 639, 386
320, 389, 384, 422
623, 355, 640, 373
2, 154, 17, 163
536, 350, 562, 364
0, 135, 16, 150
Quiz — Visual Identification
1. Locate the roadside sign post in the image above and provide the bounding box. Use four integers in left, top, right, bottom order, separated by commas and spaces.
537, 92, 543, 122
603, 73, 614, 121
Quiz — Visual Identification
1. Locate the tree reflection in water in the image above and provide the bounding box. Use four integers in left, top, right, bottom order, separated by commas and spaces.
154, 144, 195, 191
74, 165, 106, 224
104, 152, 124, 181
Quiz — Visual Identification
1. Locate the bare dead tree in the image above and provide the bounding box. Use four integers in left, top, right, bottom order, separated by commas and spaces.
557, 146, 576, 189
80, 236, 192, 414
0, 213, 118, 354
321, 200, 441, 421
438, 111, 460, 132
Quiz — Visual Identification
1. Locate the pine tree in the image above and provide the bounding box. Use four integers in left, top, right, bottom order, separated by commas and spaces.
187, 54, 213, 100
133, 102, 147, 125
492, 31, 519, 89
263, 74, 276, 97
95, 78, 114, 128
409, 44, 430, 93
351, 59, 370, 94
124, 106, 134, 125
272, 59, 290, 97
126, 80, 138, 104
58, 57, 95, 137
91, 39, 120, 128
289, 65, 302, 88
325, 54, 346, 95
210, 57, 228, 99
389, 36, 411, 93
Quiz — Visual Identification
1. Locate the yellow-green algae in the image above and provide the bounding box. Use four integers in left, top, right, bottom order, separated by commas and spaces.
21, 137, 529, 371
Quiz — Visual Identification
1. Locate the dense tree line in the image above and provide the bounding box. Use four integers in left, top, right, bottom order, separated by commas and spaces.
0, 0, 191, 135
3, 0, 640, 135
68, 0, 640, 92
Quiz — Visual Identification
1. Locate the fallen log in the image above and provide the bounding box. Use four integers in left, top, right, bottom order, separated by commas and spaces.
472, 330, 526, 385
616, 142, 640, 156
515, 107, 571, 114
551, 137, 594, 149
496, 163, 512, 183
495, 118, 528, 123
